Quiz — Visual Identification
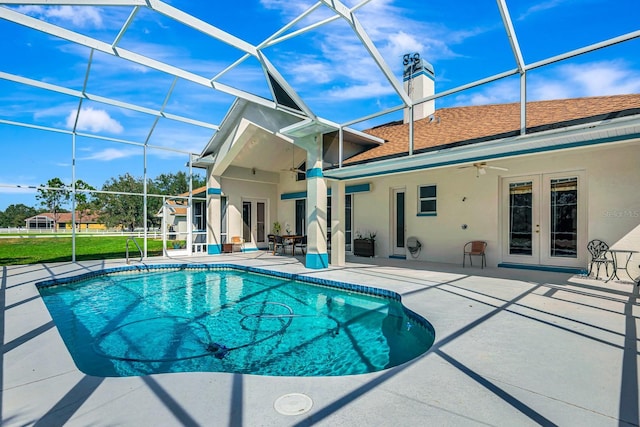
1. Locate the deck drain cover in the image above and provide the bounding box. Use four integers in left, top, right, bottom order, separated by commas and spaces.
274, 393, 313, 415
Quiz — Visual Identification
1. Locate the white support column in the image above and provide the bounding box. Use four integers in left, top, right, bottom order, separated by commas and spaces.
207, 172, 222, 254
330, 180, 345, 266
304, 134, 328, 269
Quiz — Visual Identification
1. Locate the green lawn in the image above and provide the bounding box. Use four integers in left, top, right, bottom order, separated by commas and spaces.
0, 236, 164, 265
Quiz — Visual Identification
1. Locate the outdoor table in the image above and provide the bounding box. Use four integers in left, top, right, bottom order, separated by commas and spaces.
605, 249, 639, 284
281, 235, 302, 255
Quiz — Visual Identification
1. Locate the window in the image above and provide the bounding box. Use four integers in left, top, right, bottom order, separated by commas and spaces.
194, 201, 205, 231
345, 194, 352, 251
296, 162, 306, 181
321, 195, 354, 250
327, 196, 331, 242
220, 196, 228, 244
295, 199, 306, 235
418, 184, 437, 215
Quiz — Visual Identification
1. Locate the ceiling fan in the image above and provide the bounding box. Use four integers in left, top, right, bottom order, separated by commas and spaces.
281, 146, 305, 174
458, 162, 509, 177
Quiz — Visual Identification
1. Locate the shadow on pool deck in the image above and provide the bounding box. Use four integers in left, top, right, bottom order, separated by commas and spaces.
2, 254, 640, 426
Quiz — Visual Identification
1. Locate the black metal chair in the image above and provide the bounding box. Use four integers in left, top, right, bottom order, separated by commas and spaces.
587, 239, 614, 279
463, 241, 487, 268
272, 235, 285, 255
294, 235, 307, 255
267, 234, 276, 251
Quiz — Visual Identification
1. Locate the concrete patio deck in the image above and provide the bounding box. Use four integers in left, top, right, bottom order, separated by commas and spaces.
2, 251, 639, 426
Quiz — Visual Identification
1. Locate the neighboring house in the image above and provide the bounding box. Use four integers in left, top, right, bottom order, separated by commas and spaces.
193, 59, 640, 274
158, 186, 208, 252
25, 211, 106, 231
24, 214, 55, 230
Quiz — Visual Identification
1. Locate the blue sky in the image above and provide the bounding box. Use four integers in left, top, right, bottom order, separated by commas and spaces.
0, 0, 639, 211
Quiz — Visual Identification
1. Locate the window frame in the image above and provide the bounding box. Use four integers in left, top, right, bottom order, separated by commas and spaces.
417, 184, 437, 216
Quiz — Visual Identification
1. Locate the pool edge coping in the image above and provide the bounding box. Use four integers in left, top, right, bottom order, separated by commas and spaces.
35, 262, 436, 336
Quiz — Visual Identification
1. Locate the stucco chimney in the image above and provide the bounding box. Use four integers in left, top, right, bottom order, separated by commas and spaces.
403, 53, 435, 124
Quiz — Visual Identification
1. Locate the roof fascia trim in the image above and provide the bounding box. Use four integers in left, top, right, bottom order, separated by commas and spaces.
325, 117, 640, 180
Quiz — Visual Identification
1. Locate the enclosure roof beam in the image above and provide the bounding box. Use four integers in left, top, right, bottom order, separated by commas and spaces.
0, 6, 275, 111
319, 0, 412, 107
212, 2, 323, 82
496, 0, 525, 73
0, 0, 258, 55
0, 0, 146, 4
0, 118, 205, 155
147, 0, 257, 56
525, 29, 640, 71
264, 0, 373, 48
0, 70, 219, 130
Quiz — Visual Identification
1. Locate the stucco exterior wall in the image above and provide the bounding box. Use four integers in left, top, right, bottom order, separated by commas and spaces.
276, 171, 308, 235
221, 174, 279, 248
214, 136, 639, 276
345, 141, 640, 271
61, 223, 107, 230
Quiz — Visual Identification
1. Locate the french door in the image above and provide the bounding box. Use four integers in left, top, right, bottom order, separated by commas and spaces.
502, 172, 585, 267
242, 198, 267, 249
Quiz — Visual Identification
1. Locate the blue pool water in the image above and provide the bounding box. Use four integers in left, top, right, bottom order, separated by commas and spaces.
38, 265, 435, 377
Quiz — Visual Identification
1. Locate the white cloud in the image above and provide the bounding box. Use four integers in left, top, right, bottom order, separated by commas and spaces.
289, 59, 334, 85
451, 60, 640, 106
530, 60, 640, 100
452, 79, 519, 106
259, 0, 314, 12
516, 0, 567, 21
79, 147, 139, 162
325, 81, 395, 100
16, 5, 104, 28
147, 128, 214, 156
66, 107, 124, 134
266, 0, 484, 110
528, 82, 571, 101
0, 186, 37, 195
385, 32, 425, 62
34, 103, 77, 121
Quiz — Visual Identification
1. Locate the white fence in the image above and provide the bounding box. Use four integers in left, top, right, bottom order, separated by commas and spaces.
0, 227, 162, 239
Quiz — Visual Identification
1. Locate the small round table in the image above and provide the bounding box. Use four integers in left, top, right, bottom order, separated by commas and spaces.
605, 249, 639, 284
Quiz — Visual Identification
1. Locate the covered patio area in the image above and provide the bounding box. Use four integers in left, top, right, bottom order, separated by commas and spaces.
2, 253, 638, 426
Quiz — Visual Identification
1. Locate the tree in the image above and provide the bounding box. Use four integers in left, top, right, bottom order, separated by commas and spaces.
151, 171, 206, 196
0, 204, 37, 228
95, 171, 207, 232
148, 171, 206, 229
96, 173, 145, 231
36, 178, 70, 227
192, 172, 206, 190
73, 179, 96, 230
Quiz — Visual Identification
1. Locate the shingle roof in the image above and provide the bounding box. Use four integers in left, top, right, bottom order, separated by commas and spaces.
178, 185, 207, 198
27, 211, 102, 223
347, 94, 640, 164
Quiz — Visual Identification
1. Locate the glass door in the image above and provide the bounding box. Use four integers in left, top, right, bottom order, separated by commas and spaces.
392, 188, 406, 257
502, 172, 584, 267
242, 198, 268, 248
540, 173, 584, 267
504, 177, 540, 263
242, 201, 251, 243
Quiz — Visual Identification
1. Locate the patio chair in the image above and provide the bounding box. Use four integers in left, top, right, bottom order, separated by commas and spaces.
294, 235, 307, 255
587, 239, 613, 279
273, 235, 285, 255
463, 241, 487, 268
230, 236, 244, 253
267, 234, 276, 251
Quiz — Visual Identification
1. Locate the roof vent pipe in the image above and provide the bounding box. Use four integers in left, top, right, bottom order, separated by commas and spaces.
403, 53, 435, 124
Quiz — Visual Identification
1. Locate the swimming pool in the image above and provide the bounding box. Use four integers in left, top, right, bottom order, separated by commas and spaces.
37, 264, 435, 377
